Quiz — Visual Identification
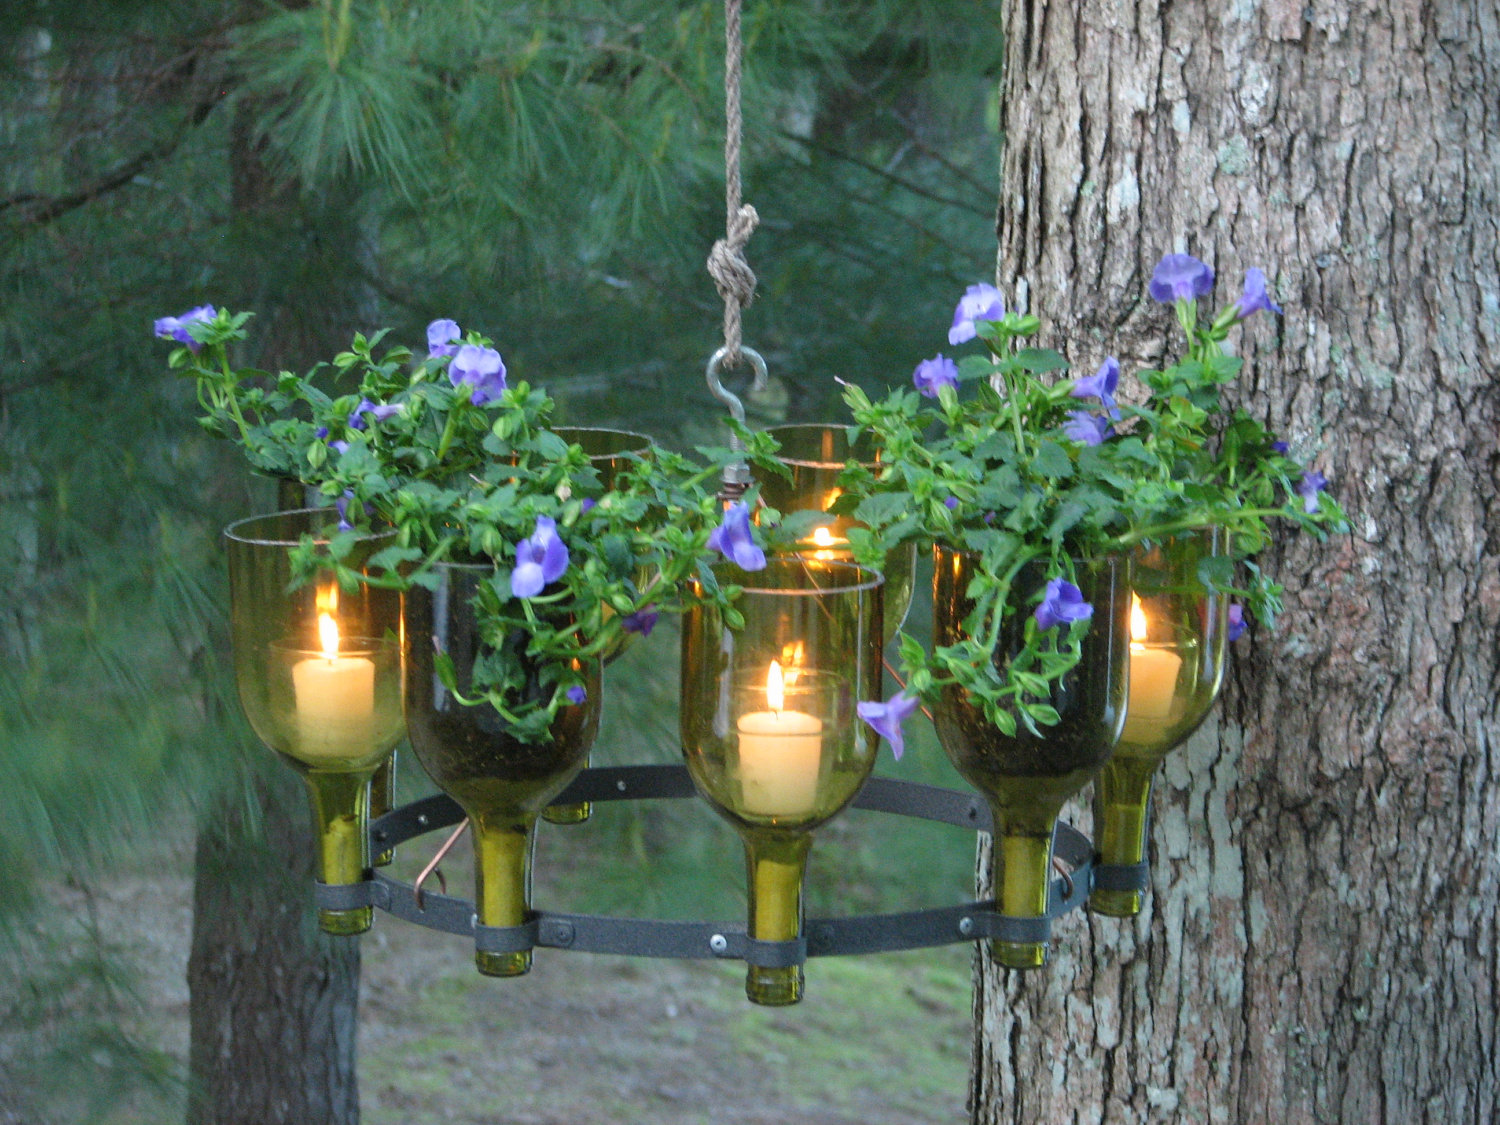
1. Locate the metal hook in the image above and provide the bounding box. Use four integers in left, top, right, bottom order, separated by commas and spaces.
705, 346, 767, 492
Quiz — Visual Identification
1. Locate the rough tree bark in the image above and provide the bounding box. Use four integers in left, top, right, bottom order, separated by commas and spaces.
973, 1, 1500, 1122
184, 95, 368, 1125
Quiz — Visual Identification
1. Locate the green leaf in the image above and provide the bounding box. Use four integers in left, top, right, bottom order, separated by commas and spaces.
1031, 440, 1073, 480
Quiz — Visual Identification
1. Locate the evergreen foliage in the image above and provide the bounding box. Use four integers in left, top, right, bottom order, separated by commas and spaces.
1, 0, 998, 1112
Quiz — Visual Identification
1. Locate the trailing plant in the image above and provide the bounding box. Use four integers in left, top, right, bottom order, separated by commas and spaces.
841, 253, 1348, 740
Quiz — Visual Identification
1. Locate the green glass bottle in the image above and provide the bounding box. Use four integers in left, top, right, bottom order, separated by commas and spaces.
540, 426, 652, 826
756, 423, 917, 643
224, 509, 406, 935
403, 562, 599, 976
681, 557, 884, 1004
1090, 531, 1229, 917
930, 547, 1130, 968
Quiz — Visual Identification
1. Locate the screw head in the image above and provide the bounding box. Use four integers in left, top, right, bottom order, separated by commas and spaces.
709, 933, 729, 954
616, 779, 628, 792
958, 916, 975, 936
416, 814, 430, 828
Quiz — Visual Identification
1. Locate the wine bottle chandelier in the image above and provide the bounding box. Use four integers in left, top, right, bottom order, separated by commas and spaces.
225, 422, 1227, 1005
218, 0, 1230, 1008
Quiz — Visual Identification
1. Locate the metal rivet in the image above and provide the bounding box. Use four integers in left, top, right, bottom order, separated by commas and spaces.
616, 780, 628, 792
958, 916, 975, 936
709, 933, 729, 954
550, 921, 576, 947
373, 830, 388, 841
417, 814, 430, 828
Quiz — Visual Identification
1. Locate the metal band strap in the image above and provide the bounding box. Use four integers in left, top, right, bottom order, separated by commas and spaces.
1091, 861, 1151, 893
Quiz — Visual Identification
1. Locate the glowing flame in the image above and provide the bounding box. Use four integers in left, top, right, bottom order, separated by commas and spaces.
1130, 595, 1149, 645
811, 526, 836, 548
316, 584, 339, 616
766, 660, 785, 713
779, 640, 805, 685
318, 613, 341, 660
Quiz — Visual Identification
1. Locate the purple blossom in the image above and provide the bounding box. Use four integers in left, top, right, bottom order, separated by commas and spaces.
856, 691, 921, 761
913, 354, 960, 398
348, 397, 402, 430
622, 605, 660, 637
153, 305, 216, 351
1071, 356, 1120, 411
1034, 578, 1094, 631
316, 426, 329, 439
450, 344, 507, 405
1062, 410, 1110, 447
1234, 268, 1283, 321
427, 319, 462, 359
580, 498, 597, 513
329, 439, 350, 455
707, 501, 766, 570
511, 515, 570, 598
1227, 604, 1247, 642
944, 496, 959, 511
335, 490, 356, 532
1271, 440, 1289, 454
1297, 470, 1328, 515
948, 283, 1005, 346
565, 684, 588, 706
1149, 254, 1215, 304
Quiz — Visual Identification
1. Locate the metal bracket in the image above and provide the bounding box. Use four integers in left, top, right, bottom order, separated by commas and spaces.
326, 765, 1151, 968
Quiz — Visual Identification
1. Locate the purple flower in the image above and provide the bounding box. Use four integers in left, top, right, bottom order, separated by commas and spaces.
329, 439, 350, 455
1149, 254, 1215, 304
913, 355, 959, 398
948, 283, 1005, 346
1034, 578, 1093, 631
565, 684, 588, 706
707, 501, 766, 570
1071, 356, 1120, 411
622, 606, 660, 637
1271, 440, 1289, 454
153, 305, 216, 351
511, 515, 570, 598
315, 426, 329, 439
1227, 604, 1247, 642
450, 344, 507, 405
580, 498, 597, 514
427, 319, 462, 359
1297, 470, 1328, 515
1234, 268, 1283, 321
335, 490, 356, 532
944, 496, 959, 511
348, 397, 402, 430
856, 691, 921, 761
1062, 410, 1110, 447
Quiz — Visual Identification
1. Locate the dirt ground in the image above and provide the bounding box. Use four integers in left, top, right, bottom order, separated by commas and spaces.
3, 837, 976, 1125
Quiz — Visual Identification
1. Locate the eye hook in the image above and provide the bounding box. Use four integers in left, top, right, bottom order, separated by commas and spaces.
705, 345, 767, 495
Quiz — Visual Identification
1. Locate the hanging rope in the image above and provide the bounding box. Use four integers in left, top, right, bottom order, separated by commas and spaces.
706, 0, 759, 367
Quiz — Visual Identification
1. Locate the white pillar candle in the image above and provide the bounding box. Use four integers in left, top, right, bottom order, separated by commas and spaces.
737, 660, 823, 815
1122, 596, 1183, 742
292, 613, 376, 758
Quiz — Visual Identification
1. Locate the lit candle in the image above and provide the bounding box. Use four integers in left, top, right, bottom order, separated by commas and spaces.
737, 660, 823, 815
809, 524, 843, 561
1122, 595, 1183, 743
292, 612, 376, 758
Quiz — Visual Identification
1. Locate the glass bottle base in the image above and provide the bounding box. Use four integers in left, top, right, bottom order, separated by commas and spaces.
476, 949, 532, 978
318, 906, 373, 936
1089, 888, 1145, 917
991, 940, 1048, 970
746, 965, 804, 1006
541, 801, 592, 825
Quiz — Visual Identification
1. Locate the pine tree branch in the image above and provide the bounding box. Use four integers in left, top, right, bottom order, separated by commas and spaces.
0, 89, 225, 228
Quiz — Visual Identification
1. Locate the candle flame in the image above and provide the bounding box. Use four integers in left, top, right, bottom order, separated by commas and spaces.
766, 660, 785, 713
318, 613, 341, 660
811, 526, 836, 548
316, 584, 339, 615
1130, 594, 1149, 644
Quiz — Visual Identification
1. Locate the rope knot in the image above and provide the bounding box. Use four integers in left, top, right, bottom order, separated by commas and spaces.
707, 203, 759, 309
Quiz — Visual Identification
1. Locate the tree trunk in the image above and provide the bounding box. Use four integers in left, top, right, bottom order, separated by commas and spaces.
185, 90, 373, 1125
974, 1, 1500, 1121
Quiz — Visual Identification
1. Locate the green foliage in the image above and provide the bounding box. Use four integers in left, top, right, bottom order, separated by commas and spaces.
838, 280, 1349, 734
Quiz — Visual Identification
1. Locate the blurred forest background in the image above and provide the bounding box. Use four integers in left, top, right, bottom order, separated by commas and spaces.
0, 1, 1001, 1120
